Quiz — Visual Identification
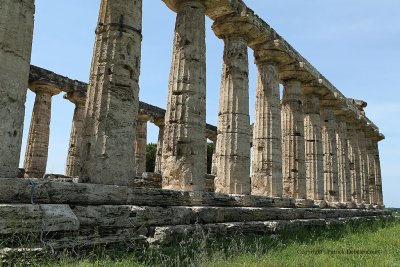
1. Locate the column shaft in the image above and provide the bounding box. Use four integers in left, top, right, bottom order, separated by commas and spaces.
154, 124, 164, 174
336, 116, 352, 203
251, 62, 282, 197
303, 94, 324, 200
321, 106, 339, 202
281, 80, 307, 199
372, 141, 383, 206
0, 0, 35, 177
65, 92, 86, 177
365, 137, 376, 204
80, 0, 142, 185
347, 124, 361, 203
161, 0, 206, 191
24, 88, 58, 178
134, 119, 147, 177
358, 130, 370, 204
215, 36, 250, 195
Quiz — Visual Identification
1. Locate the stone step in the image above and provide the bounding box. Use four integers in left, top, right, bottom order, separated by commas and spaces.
0, 178, 295, 207
0, 204, 79, 234
71, 205, 392, 229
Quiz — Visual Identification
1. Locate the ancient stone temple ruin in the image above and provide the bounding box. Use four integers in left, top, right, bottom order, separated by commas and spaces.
0, 0, 392, 251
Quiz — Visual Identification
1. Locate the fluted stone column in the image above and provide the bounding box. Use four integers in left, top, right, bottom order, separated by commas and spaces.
210, 137, 217, 176
372, 138, 384, 207
335, 114, 352, 203
65, 91, 86, 177
24, 85, 60, 178
302, 93, 324, 200
358, 129, 370, 204
251, 61, 282, 197
212, 28, 251, 195
134, 117, 147, 177
161, 0, 206, 192
347, 122, 361, 204
321, 105, 339, 202
365, 134, 376, 205
154, 121, 164, 174
80, 0, 142, 185
281, 79, 307, 199
0, 0, 35, 177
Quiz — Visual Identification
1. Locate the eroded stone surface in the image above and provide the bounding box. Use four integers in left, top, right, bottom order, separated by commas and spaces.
251, 62, 282, 197
134, 118, 147, 178
161, 0, 207, 192
214, 35, 251, 195
0, 0, 35, 177
281, 80, 306, 199
80, 0, 142, 185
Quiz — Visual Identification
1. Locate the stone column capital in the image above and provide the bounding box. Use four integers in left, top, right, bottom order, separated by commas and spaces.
64, 91, 86, 106
253, 40, 293, 66
301, 79, 330, 96
152, 117, 165, 128
212, 16, 261, 43
164, 0, 205, 12
29, 82, 61, 96
280, 62, 315, 83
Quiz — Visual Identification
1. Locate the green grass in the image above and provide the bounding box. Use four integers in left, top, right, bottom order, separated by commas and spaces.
3, 218, 400, 267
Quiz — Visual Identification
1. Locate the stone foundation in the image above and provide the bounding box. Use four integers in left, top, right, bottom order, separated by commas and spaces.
0, 179, 392, 252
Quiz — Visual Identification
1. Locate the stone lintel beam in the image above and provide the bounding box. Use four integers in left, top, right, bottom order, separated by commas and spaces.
29, 65, 87, 94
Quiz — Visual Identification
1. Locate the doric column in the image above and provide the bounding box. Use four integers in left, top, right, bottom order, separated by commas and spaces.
347, 121, 362, 204
134, 116, 147, 177
212, 20, 251, 195
301, 83, 326, 201
320, 104, 339, 202
280, 64, 312, 200
372, 135, 384, 207
209, 136, 217, 176
80, 0, 142, 185
154, 119, 164, 174
65, 91, 86, 177
365, 131, 376, 205
357, 129, 370, 204
24, 85, 60, 178
161, 0, 206, 192
335, 114, 352, 203
0, 0, 35, 177
250, 46, 290, 197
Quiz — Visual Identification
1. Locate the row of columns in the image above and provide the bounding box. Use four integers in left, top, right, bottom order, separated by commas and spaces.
0, 0, 385, 207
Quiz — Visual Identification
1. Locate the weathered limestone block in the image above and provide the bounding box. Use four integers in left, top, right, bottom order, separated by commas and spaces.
0, 204, 79, 234
281, 79, 307, 199
204, 174, 215, 192
0, 0, 35, 177
65, 91, 86, 177
0, 178, 50, 203
303, 93, 324, 200
72, 205, 194, 228
80, 0, 142, 185
335, 115, 352, 203
24, 85, 61, 178
320, 105, 339, 202
358, 130, 370, 204
161, 0, 207, 192
251, 61, 282, 197
347, 122, 361, 203
213, 34, 251, 195
134, 117, 147, 177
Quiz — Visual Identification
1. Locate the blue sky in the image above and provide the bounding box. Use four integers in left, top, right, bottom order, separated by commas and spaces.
21, 0, 400, 207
